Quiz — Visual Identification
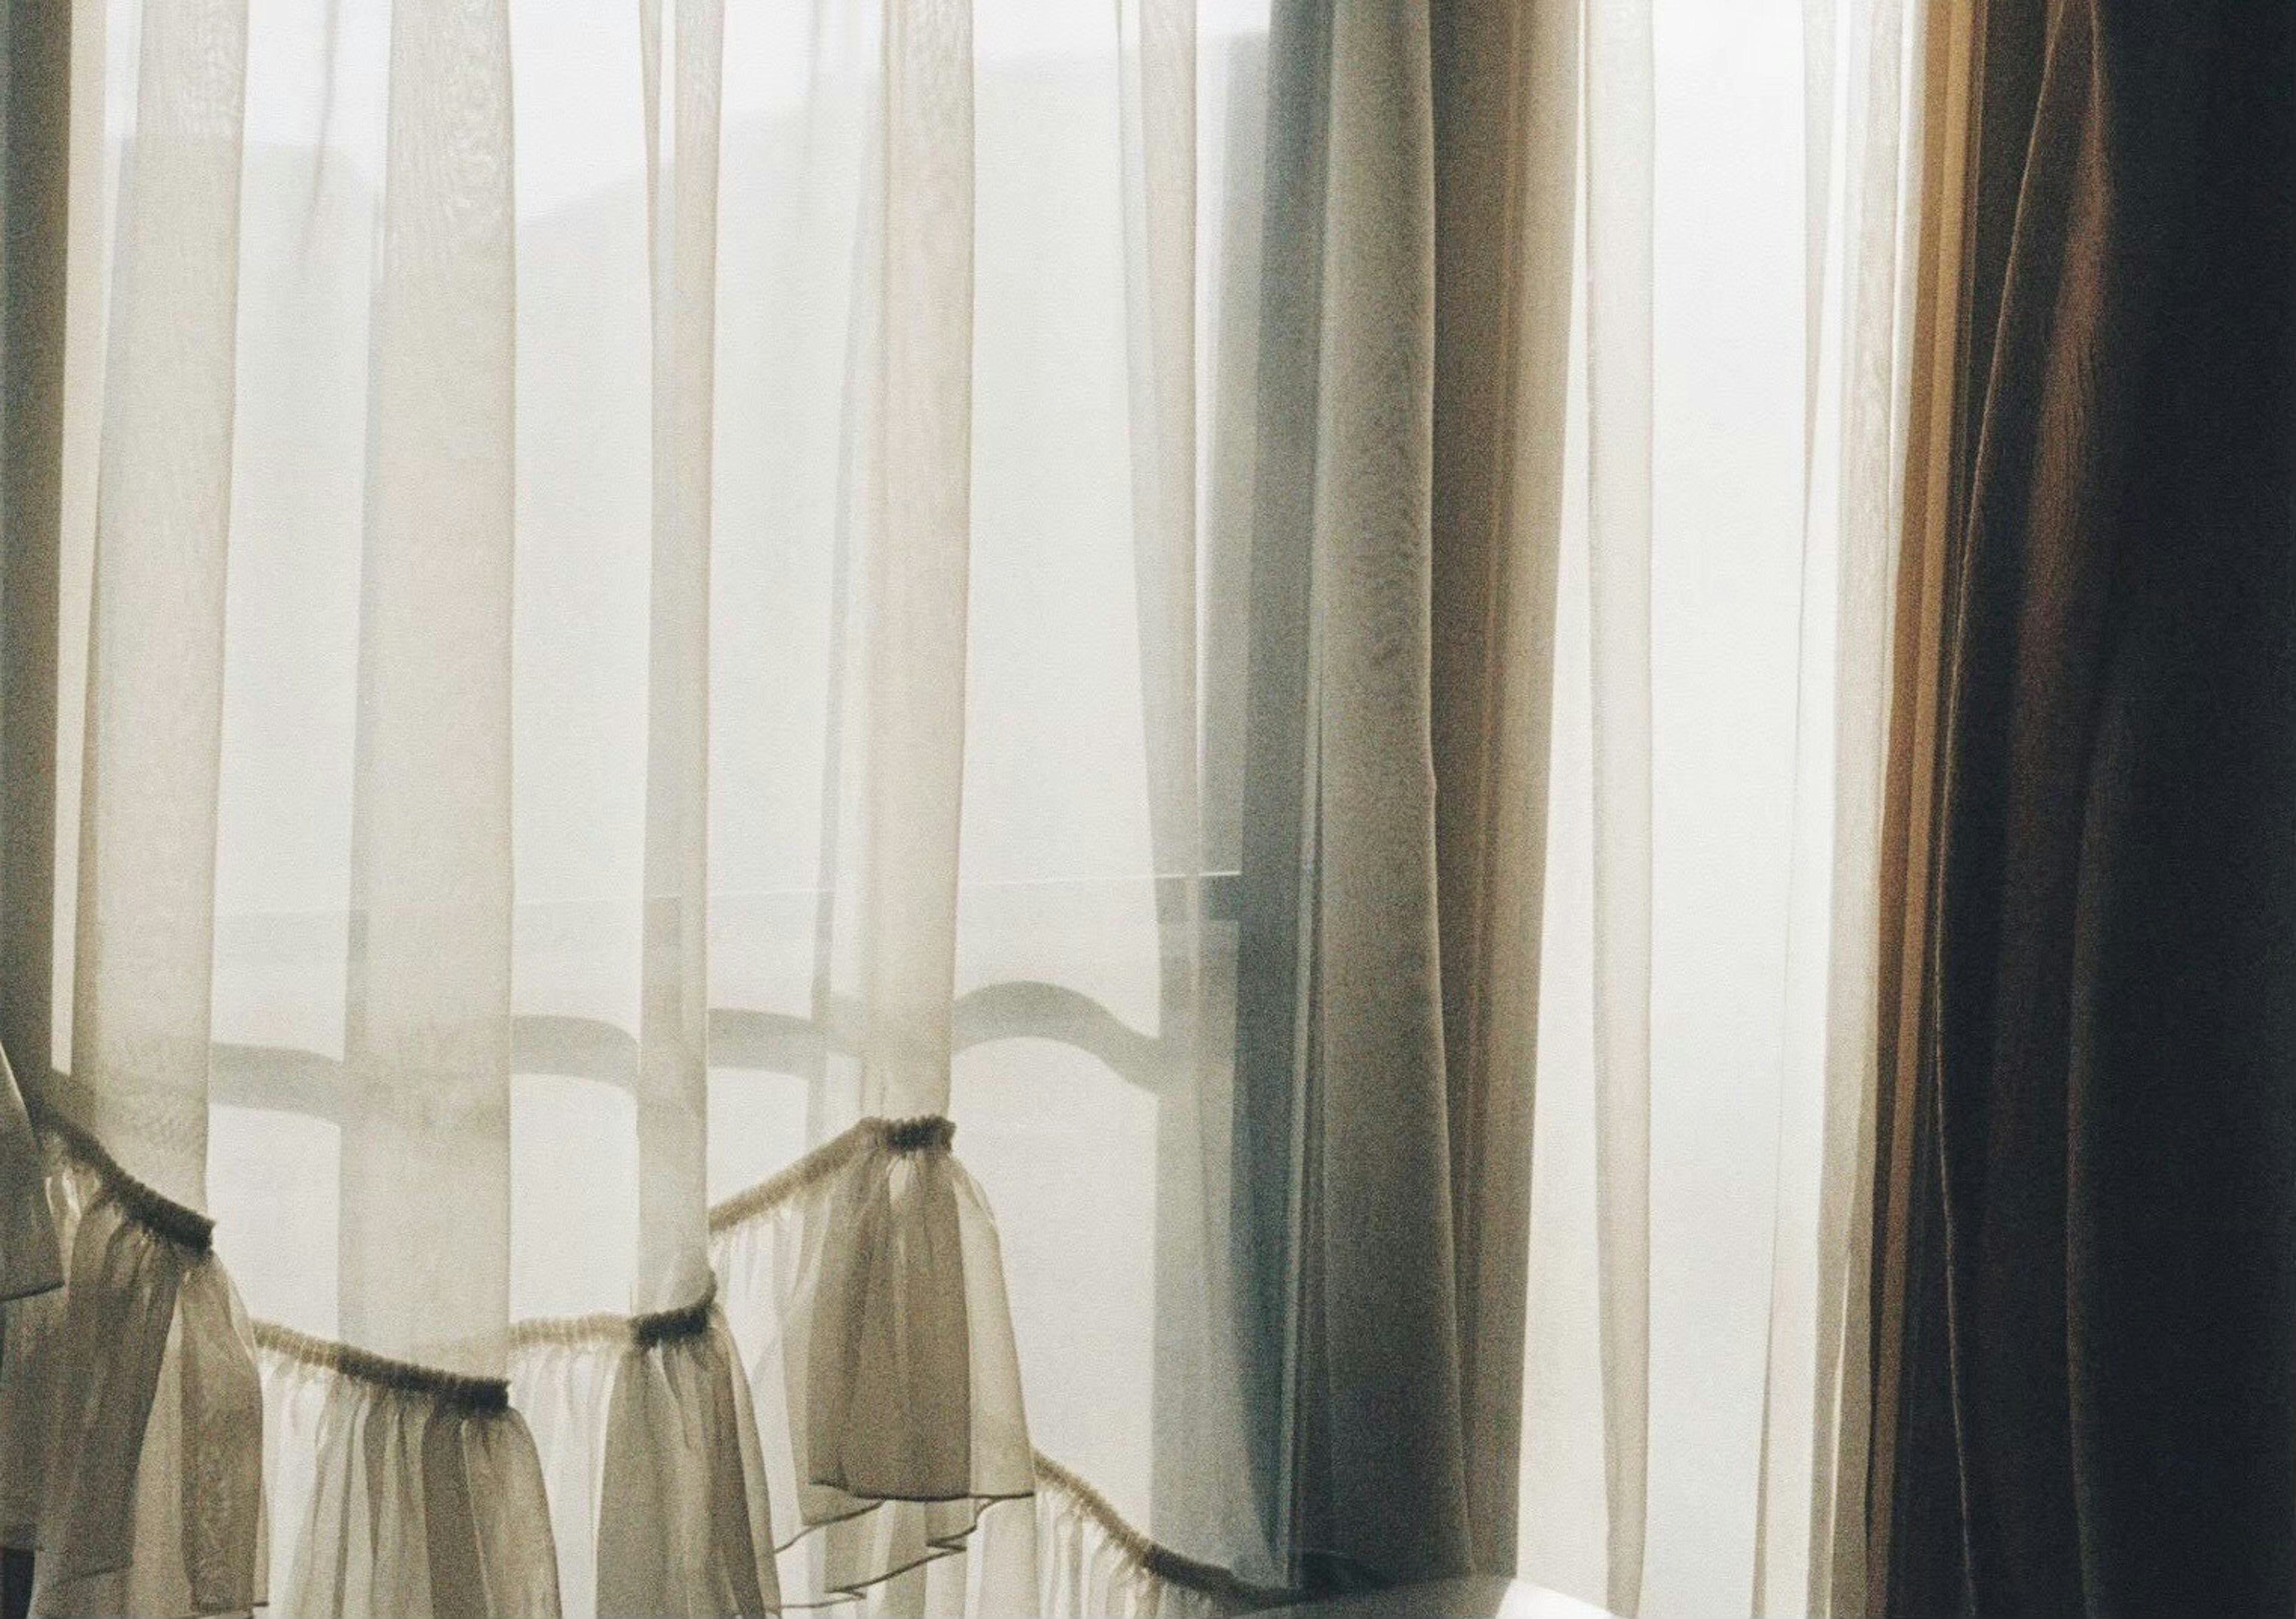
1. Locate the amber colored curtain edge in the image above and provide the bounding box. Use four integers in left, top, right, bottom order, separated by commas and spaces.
1863, 0, 2057, 1605
1861, 0, 1974, 1606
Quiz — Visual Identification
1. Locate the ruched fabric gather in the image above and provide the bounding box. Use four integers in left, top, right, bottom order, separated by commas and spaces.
0, 1120, 264, 1619
0, 1104, 1256, 1618
256, 1326, 560, 1619
0, 1055, 56, 1303
711, 1117, 1037, 1611
1032, 1455, 1295, 1619
513, 1284, 780, 1619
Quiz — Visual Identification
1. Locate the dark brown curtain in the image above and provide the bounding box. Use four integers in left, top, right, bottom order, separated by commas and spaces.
1880, 1, 2296, 1613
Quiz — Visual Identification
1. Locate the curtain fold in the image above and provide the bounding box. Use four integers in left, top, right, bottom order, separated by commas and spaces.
0, 8, 68, 1355
1, 1128, 264, 1618
711, 1120, 1034, 1612
0, 1, 269, 1611
0, 0, 71, 1113
515, 1291, 776, 1619
0, 1052, 55, 1302
1240, 0, 1590, 1591
1578, 1, 1655, 1608
1518, 1, 1926, 1613
0, 0, 2000, 1614
1427, 0, 1577, 1578
1288, 0, 1473, 1591
341, 0, 520, 1383
1752, 0, 1919, 1608
1885, 2, 2296, 1614
1864, 0, 1976, 1606
63, 0, 245, 1212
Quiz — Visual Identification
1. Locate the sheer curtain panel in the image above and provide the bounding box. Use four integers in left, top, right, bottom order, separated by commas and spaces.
0, 0, 1946, 1614
1516, 0, 1926, 1612
0, 0, 1280, 1614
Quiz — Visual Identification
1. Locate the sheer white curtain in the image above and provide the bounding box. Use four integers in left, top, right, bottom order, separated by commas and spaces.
0, 0, 1935, 1611
1518, 0, 1922, 1614
2, 0, 1275, 1614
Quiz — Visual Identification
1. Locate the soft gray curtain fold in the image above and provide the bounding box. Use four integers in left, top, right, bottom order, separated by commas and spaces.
1242, 0, 1577, 1590
1578, 1, 1654, 1609
1294, 0, 1465, 1589
0, 1051, 50, 1301
1241, 0, 1458, 1587
1429, 0, 1577, 1580
0, 0, 67, 1110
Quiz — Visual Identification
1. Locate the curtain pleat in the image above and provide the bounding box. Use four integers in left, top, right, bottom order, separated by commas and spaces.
1580, 1, 1655, 1609
1427, 0, 1577, 1577
62, 0, 246, 1209
1, 1130, 264, 1618
0, 0, 2014, 1615
0, 0, 72, 1107
341, 0, 520, 1382
0, 0, 67, 1323
630, 0, 725, 1324
509, 1294, 776, 1619
1865, 0, 1976, 1606
0, 1, 267, 1611
1752, 0, 1922, 1611
823, 0, 976, 1130
1229, 0, 1329, 1577
709, 1120, 1036, 1612
1519, 2, 1928, 1612
1272, 0, 1477, 1591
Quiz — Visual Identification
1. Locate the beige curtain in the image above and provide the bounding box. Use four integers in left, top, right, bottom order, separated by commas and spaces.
0, 0, 1941, 1612
1518, 0, 1929, 1614
1234, 0, 1575, 1588
0, 0, 1274, 1614
1428, 0, 1580, 1581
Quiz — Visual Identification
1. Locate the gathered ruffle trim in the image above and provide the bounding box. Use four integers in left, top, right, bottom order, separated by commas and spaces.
257, 1319, 514, 1412
1033, 1452, 1297, 1618
0, 1120, 264, 1618
34, 1113, 215, 1250
258, 1334, 561, 1618
508, 1278, 719, 1354
707, 1114, 959, 1234
711, 1115, 1039, 1608
2, 1111, 1267, 1618
0, 1053, 59, 1300
512, 1279, 780, 1618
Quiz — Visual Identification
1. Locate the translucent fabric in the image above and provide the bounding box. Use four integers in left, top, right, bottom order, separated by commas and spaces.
9, 0, 1280, 1610
1031, 1456, 1289, 1619
513, 1294, 777, 1619
710, 1120, 1033, 1610
0, 1128, 264, 1619
0, 5, 272, 1608
0, 1052, 56, 1300
255, 1331, 559, 1619
335, 0, 520, 1381
63, 0, 245, 1215
1518, 0, 1925, 1612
